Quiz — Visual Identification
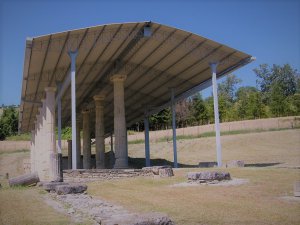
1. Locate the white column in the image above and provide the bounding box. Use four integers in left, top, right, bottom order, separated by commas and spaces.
69, 51, 78, 170
144, 114, 150, 167
45, 87, 57, 180
76, 119, 81, 168
210, 62, 222, 167
110, 74, 128, 168
82, 109, 91, 169
171, 89, 178, 168
94, 94, 105, 169
57, 87, 62, 154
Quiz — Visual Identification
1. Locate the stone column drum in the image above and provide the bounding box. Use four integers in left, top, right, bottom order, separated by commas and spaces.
82, 110, 91, 169
110, 74, 128, 169
30, 129, 36, 173
94, 94, 105, 169
44, 87, 58, 181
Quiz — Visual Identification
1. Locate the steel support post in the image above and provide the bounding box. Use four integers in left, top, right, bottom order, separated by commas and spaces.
171, 89, 178, 168
144, 114, 150, 167
210, 62, 222, 167
69, 51, 78, 169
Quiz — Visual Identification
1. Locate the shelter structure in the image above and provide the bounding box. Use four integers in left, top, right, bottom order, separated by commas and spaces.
19, 21, 254, 181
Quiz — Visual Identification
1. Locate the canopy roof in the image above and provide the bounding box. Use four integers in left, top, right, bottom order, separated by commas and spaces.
19, 21, 253, 134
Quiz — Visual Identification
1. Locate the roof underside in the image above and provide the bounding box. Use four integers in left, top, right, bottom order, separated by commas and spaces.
19, 21, 253, 134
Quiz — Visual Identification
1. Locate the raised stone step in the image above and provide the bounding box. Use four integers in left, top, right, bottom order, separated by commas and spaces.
187, 171, 231, 182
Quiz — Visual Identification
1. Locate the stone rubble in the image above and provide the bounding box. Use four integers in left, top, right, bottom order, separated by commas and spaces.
187, 171, 231, 184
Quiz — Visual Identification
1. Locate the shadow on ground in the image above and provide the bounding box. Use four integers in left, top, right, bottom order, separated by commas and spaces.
244, 162, 282, 167
128, 157, 198, 169
129, 158, 283, 169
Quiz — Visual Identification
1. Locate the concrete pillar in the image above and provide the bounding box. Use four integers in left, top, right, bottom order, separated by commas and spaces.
44, 87, 57, 180
82, 109, 91, 169
67, 140, 72, 169
76, 119, 81, 168
94, 94, 105, 169
110, 74, 128, 169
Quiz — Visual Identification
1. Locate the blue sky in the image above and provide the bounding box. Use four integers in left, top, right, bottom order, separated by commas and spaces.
0, 0, 299, 105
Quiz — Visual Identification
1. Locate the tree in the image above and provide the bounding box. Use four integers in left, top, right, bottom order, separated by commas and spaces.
254, 64, 299, 117
0, 106, 19, 140
175, 99, 191, 127
236, 86, 267, 119
190, 93, 208, 125
218, 74, 241, 102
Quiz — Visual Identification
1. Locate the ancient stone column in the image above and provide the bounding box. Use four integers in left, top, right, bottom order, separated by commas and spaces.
30, 129, 36, 173
82, 110, 91, 169
44, 87, 57, 181
76, 118, 81, 168
35, 102, 45, 180
110, 74, 128, 168
67, 139, 72, 169
94, 94, 105, 169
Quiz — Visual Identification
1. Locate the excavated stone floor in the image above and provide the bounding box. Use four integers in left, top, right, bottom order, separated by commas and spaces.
44, 192, 174, 225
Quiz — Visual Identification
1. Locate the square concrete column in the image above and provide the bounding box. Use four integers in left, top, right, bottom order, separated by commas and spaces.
110, 74, 128, 169
76, 119, 81, 168
44, 87, 57, 181
94, 94, 105, 169
67, 139, 72, 169
82, 109, 91, 169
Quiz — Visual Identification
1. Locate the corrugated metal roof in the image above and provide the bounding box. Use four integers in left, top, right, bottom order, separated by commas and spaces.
19, 21, 254, 134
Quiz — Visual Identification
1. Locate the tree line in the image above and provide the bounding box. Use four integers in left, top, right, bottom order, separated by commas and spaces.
132, 63, 300, 131
0, 63, 299, 140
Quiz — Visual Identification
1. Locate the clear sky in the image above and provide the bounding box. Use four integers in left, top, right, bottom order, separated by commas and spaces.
0, 0, 299, 105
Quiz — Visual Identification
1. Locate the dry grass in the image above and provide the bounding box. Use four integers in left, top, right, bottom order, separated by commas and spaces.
0, 129, 299, 225
0, 181, 72, 225
87, 129, 300, 225
88, 168, 300, 225
128, 129, 300, 168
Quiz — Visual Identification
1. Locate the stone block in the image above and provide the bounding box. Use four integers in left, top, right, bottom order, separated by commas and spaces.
158, 168, 174, 177
42, 182, 69, 192
294, 181, 300, 197
226, 160, 245, 168
55, 183, 87, 195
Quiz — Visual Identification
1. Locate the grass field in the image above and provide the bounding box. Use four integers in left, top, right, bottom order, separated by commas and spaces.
0, 129, 299, 225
